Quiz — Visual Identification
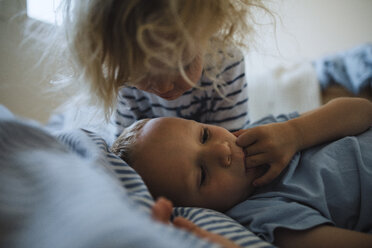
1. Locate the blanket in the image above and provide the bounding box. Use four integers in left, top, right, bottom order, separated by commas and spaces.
313, 43, 372, 94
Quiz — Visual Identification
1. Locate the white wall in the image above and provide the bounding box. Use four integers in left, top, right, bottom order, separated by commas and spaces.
0, 0, 65, 123
245, 0, 372, 74
1, 0, 372, 123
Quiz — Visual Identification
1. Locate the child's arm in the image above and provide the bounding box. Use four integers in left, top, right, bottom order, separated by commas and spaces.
235, 97, 372, 186
287, 97, 372, 150
274, 225, 372, 248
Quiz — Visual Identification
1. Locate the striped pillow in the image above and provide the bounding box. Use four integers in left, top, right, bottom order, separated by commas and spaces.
173, 207, 274, 248
80, 130, 275, 248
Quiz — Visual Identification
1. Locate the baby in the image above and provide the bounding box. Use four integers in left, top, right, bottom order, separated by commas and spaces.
113, 116, 263, 212
111, 97, 372, 247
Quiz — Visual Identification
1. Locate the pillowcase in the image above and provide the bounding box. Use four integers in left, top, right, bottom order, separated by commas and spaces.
78, 130, 275, 248
172, 207, 274, 248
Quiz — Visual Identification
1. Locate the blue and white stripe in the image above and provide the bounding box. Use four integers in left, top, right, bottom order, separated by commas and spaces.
173, 207, 274, 248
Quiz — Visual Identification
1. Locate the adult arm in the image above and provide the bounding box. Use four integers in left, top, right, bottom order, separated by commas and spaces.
274, 225, 372, 248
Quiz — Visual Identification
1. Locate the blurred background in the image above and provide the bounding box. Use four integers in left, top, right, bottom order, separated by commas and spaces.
1, 0, 372, 123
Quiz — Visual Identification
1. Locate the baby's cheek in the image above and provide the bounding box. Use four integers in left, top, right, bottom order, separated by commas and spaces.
227, 177, 249, 199
214, 183, 246, 211
216, 177, 242, 196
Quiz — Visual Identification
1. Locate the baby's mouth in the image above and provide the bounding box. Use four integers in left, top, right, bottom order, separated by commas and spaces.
240, 148, 249, 175
249, 164, 270, 180
242, 149, 268, 177
231, 142, 249, 174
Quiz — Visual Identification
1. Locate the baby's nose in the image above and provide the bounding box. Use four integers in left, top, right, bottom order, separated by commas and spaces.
213, 142, 232, 168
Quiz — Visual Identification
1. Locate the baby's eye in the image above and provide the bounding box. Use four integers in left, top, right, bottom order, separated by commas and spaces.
200, 165, 206, 187
201, 127, 209, 144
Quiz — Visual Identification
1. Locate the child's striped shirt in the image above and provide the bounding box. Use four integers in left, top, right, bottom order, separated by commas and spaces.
114, 48, 249, 138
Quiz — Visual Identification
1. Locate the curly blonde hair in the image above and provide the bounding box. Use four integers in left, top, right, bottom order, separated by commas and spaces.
57, 0, 269, 118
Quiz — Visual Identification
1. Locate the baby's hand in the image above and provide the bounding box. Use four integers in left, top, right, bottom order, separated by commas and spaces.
234, 122, 301, 186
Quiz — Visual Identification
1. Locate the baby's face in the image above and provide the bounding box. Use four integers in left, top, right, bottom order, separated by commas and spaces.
132, 117, 264, 212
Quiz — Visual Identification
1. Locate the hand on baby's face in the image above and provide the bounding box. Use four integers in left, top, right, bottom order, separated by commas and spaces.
233, 122, 299, 186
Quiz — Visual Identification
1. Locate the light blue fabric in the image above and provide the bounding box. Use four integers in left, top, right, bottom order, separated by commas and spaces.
0, 118, 214, 248
0, 105, 15, 119
0, 107, 274, 248
227, 115, 372, 243
313, 43, 372, 94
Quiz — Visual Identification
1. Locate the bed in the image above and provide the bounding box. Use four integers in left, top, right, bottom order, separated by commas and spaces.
1, 44, 371, 248
0, 108, 274, 248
